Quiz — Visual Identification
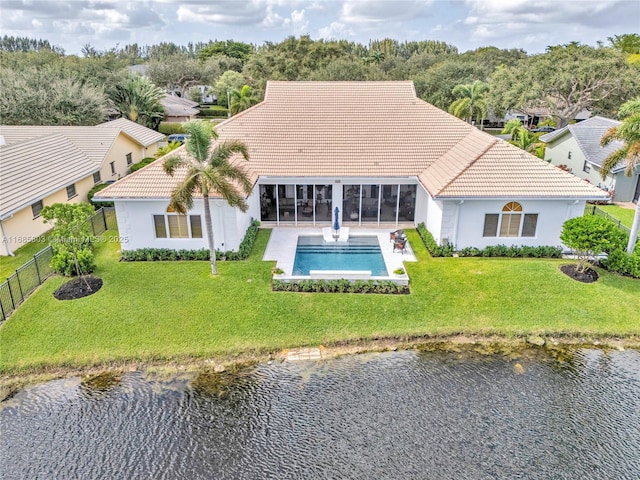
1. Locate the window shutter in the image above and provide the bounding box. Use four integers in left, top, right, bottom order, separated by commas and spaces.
522, 214, 538, 237
483, 214, 499, 237
190, 216, 203, 238
153, 215, 167, 238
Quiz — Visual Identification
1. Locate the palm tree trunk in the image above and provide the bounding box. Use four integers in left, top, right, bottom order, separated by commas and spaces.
627, 202, 640, 255
203, 194, 217, 275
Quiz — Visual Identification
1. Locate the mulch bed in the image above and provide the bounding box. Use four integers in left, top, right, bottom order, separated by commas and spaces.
53, 276, 103, 300
560, 264, 599, 283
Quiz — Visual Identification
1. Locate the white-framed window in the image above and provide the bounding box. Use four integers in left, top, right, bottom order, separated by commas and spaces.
66, 183, 77, 199
110, 161, 116, 175
93, 171, 101, 184
153, 214, 203, 239
126, 153, 133, 165
483, 202, 538, 238
583, 161, 591, 173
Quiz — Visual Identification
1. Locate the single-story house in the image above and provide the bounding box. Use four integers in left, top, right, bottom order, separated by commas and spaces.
95, 81, 608, 253
0, 119, 165, 256
541, 116, 640, 203
161, 94, 200, 123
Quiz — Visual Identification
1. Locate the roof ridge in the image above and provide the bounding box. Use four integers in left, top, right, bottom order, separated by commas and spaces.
434, 134, 498, 195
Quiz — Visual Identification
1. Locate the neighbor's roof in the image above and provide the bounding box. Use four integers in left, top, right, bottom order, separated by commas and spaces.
161, 94, 200, 118
96, 81, 607, 201
0, 119, 165, 218
0, 135, 97, 219
540, 116, 625, 172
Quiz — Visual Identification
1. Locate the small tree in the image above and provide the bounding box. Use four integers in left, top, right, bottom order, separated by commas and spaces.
560, 215, 627, 273
41, 203, 96, 278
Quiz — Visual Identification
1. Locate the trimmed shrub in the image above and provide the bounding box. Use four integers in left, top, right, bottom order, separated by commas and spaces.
129, 157, 156, 173
416, 223, 454, 257
272, 279, 409, 294
158, 122, 186, 135
458, 245, 562, 258
197, 106, 229, 118
87, 183, 114, 208
51, 246, 95, 276
120, 220, 260, 262
601, 246, 640, 279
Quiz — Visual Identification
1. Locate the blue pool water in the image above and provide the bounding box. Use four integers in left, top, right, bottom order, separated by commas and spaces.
292, 235, 388, 276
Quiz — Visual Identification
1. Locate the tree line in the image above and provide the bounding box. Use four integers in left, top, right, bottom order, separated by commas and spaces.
0, 34, 638, 128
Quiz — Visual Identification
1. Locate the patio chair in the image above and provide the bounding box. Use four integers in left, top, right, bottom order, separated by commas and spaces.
390, 229, 405, 242
393, 238, 407, 254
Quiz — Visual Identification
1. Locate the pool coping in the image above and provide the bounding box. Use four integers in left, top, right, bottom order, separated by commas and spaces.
263, 227, 416, 284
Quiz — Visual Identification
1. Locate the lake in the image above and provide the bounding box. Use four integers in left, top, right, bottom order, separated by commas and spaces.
1, 347, 639, 479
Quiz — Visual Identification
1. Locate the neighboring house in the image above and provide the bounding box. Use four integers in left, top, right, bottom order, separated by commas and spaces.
161, 94, 200, 123
502, 108, 591, 129
95, 81, 607, 254
0, 119, 165, 256
541, 116, 640, 203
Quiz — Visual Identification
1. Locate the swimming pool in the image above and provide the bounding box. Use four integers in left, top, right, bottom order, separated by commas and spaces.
292, 235, 388, 276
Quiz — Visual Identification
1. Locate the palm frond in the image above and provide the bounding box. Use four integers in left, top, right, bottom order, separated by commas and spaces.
600, 147, 628, 178
600, 126, 619, 146
183, 121, 213, 163
202, 172, 249, 212
163, 155, 184, 176
168, 168, 201, 213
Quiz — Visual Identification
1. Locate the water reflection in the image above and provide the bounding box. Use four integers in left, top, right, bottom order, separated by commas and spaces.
1, 348, 639, 479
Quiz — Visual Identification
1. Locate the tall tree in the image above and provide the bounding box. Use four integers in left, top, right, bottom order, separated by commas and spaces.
107, 74, 165, 129
448, 80, 489, 127
0, 66, 107, 125
163, 121, 252, 274
488, 43, 638, 127
600, 98, 640, 254
509, 128, 545, 158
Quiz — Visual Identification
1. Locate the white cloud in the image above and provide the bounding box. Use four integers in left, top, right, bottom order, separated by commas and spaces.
317, 21, 355, 39
340, 0, 433, 24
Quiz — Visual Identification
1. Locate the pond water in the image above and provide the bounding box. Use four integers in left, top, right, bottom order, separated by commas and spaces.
1, 348, 639, 479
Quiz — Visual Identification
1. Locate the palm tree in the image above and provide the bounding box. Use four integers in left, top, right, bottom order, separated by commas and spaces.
600, 97, 640, 254
509, 128, 545, 159
448, 80, 489, 129
230, 85, 258, 115
163, 121, 251, 274
108, 75, 165, 129
501, 119, 524, 140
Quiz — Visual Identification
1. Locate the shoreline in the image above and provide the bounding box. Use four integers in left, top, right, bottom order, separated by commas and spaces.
2, 333, 639, 398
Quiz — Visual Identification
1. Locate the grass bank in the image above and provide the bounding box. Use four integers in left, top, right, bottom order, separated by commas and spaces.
1, 229, 639, 376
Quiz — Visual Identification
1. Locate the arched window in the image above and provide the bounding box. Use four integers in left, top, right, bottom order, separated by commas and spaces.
483, 202, 538, 238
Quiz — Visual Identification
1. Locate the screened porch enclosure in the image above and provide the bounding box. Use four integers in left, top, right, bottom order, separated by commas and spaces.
259, 182, 417, 225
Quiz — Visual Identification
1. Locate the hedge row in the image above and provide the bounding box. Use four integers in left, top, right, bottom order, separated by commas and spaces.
416, 223, 454, 257
129, 157, 156, 173
120, 221, 260, 262
197, 106, 229, 118
158, 122, 186, 135
601, 246, 640, 278
458, 245, 563, 258
272, 279, 409, 294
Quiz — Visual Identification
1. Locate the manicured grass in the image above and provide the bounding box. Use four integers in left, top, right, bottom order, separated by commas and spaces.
1, 229, 639, 374
586, 204, 637, 229
0, 232, 52, 283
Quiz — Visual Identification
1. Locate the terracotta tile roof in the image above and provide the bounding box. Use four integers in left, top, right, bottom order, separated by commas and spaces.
96, 81, 609, 201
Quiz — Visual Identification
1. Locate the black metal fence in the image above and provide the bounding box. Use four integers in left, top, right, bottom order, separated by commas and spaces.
587, 205, 632, 235
0, 207, 117, 321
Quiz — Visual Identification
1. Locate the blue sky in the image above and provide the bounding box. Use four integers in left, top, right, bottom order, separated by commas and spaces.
1, 0, 638, 55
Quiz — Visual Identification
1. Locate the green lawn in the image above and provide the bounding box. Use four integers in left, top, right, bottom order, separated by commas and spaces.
0, 232, 52, 283
587, 204, 637, 229
1, 229, 639, 375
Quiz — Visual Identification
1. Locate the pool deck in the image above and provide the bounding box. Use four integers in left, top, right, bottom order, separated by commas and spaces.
263, 227, 417, 283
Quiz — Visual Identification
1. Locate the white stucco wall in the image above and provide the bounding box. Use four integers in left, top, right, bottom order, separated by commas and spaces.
425, 194, 443, 241
115, 198, 254, 252
446, 199, 586, 250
